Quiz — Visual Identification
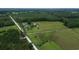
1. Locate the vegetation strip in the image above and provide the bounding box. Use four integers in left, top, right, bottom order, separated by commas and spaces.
9, 16, 38, 50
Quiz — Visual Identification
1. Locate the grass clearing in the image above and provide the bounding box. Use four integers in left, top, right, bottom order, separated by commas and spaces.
27, 21, 66, 33
27, 21, 66, 49
40, 41, 62, 50
52, 29, 79, 49
27, 21, 79, 50
0, 26, 17, 32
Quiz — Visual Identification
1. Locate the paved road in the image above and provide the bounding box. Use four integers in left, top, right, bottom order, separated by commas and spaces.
9, 16, 38, 50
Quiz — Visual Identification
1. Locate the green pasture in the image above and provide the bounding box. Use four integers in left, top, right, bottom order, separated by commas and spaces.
27, 21, 79, 50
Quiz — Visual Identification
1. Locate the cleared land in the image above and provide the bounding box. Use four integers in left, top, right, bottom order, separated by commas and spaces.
26, 21, 79, 50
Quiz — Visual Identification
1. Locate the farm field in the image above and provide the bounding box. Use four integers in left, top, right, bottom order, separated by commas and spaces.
72, 28, 79, 34
26, 21, 79, 50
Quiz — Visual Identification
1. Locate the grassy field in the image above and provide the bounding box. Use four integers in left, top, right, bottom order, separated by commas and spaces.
52, 29, 79, 49
27, 21, 66, 49
27, 21, 66, 33
26, 21, 79, 50
40, 41, 62, 50
0, 26, 17, 31
72, 28, 79, 34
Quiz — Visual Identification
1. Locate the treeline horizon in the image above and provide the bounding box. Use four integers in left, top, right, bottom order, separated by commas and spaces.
0, 8, 79, 13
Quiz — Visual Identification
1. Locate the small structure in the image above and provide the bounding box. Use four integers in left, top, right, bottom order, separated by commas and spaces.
33, 23, 39, 29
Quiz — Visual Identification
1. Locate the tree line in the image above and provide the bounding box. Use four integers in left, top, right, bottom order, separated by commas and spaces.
1, 12, 79, 28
